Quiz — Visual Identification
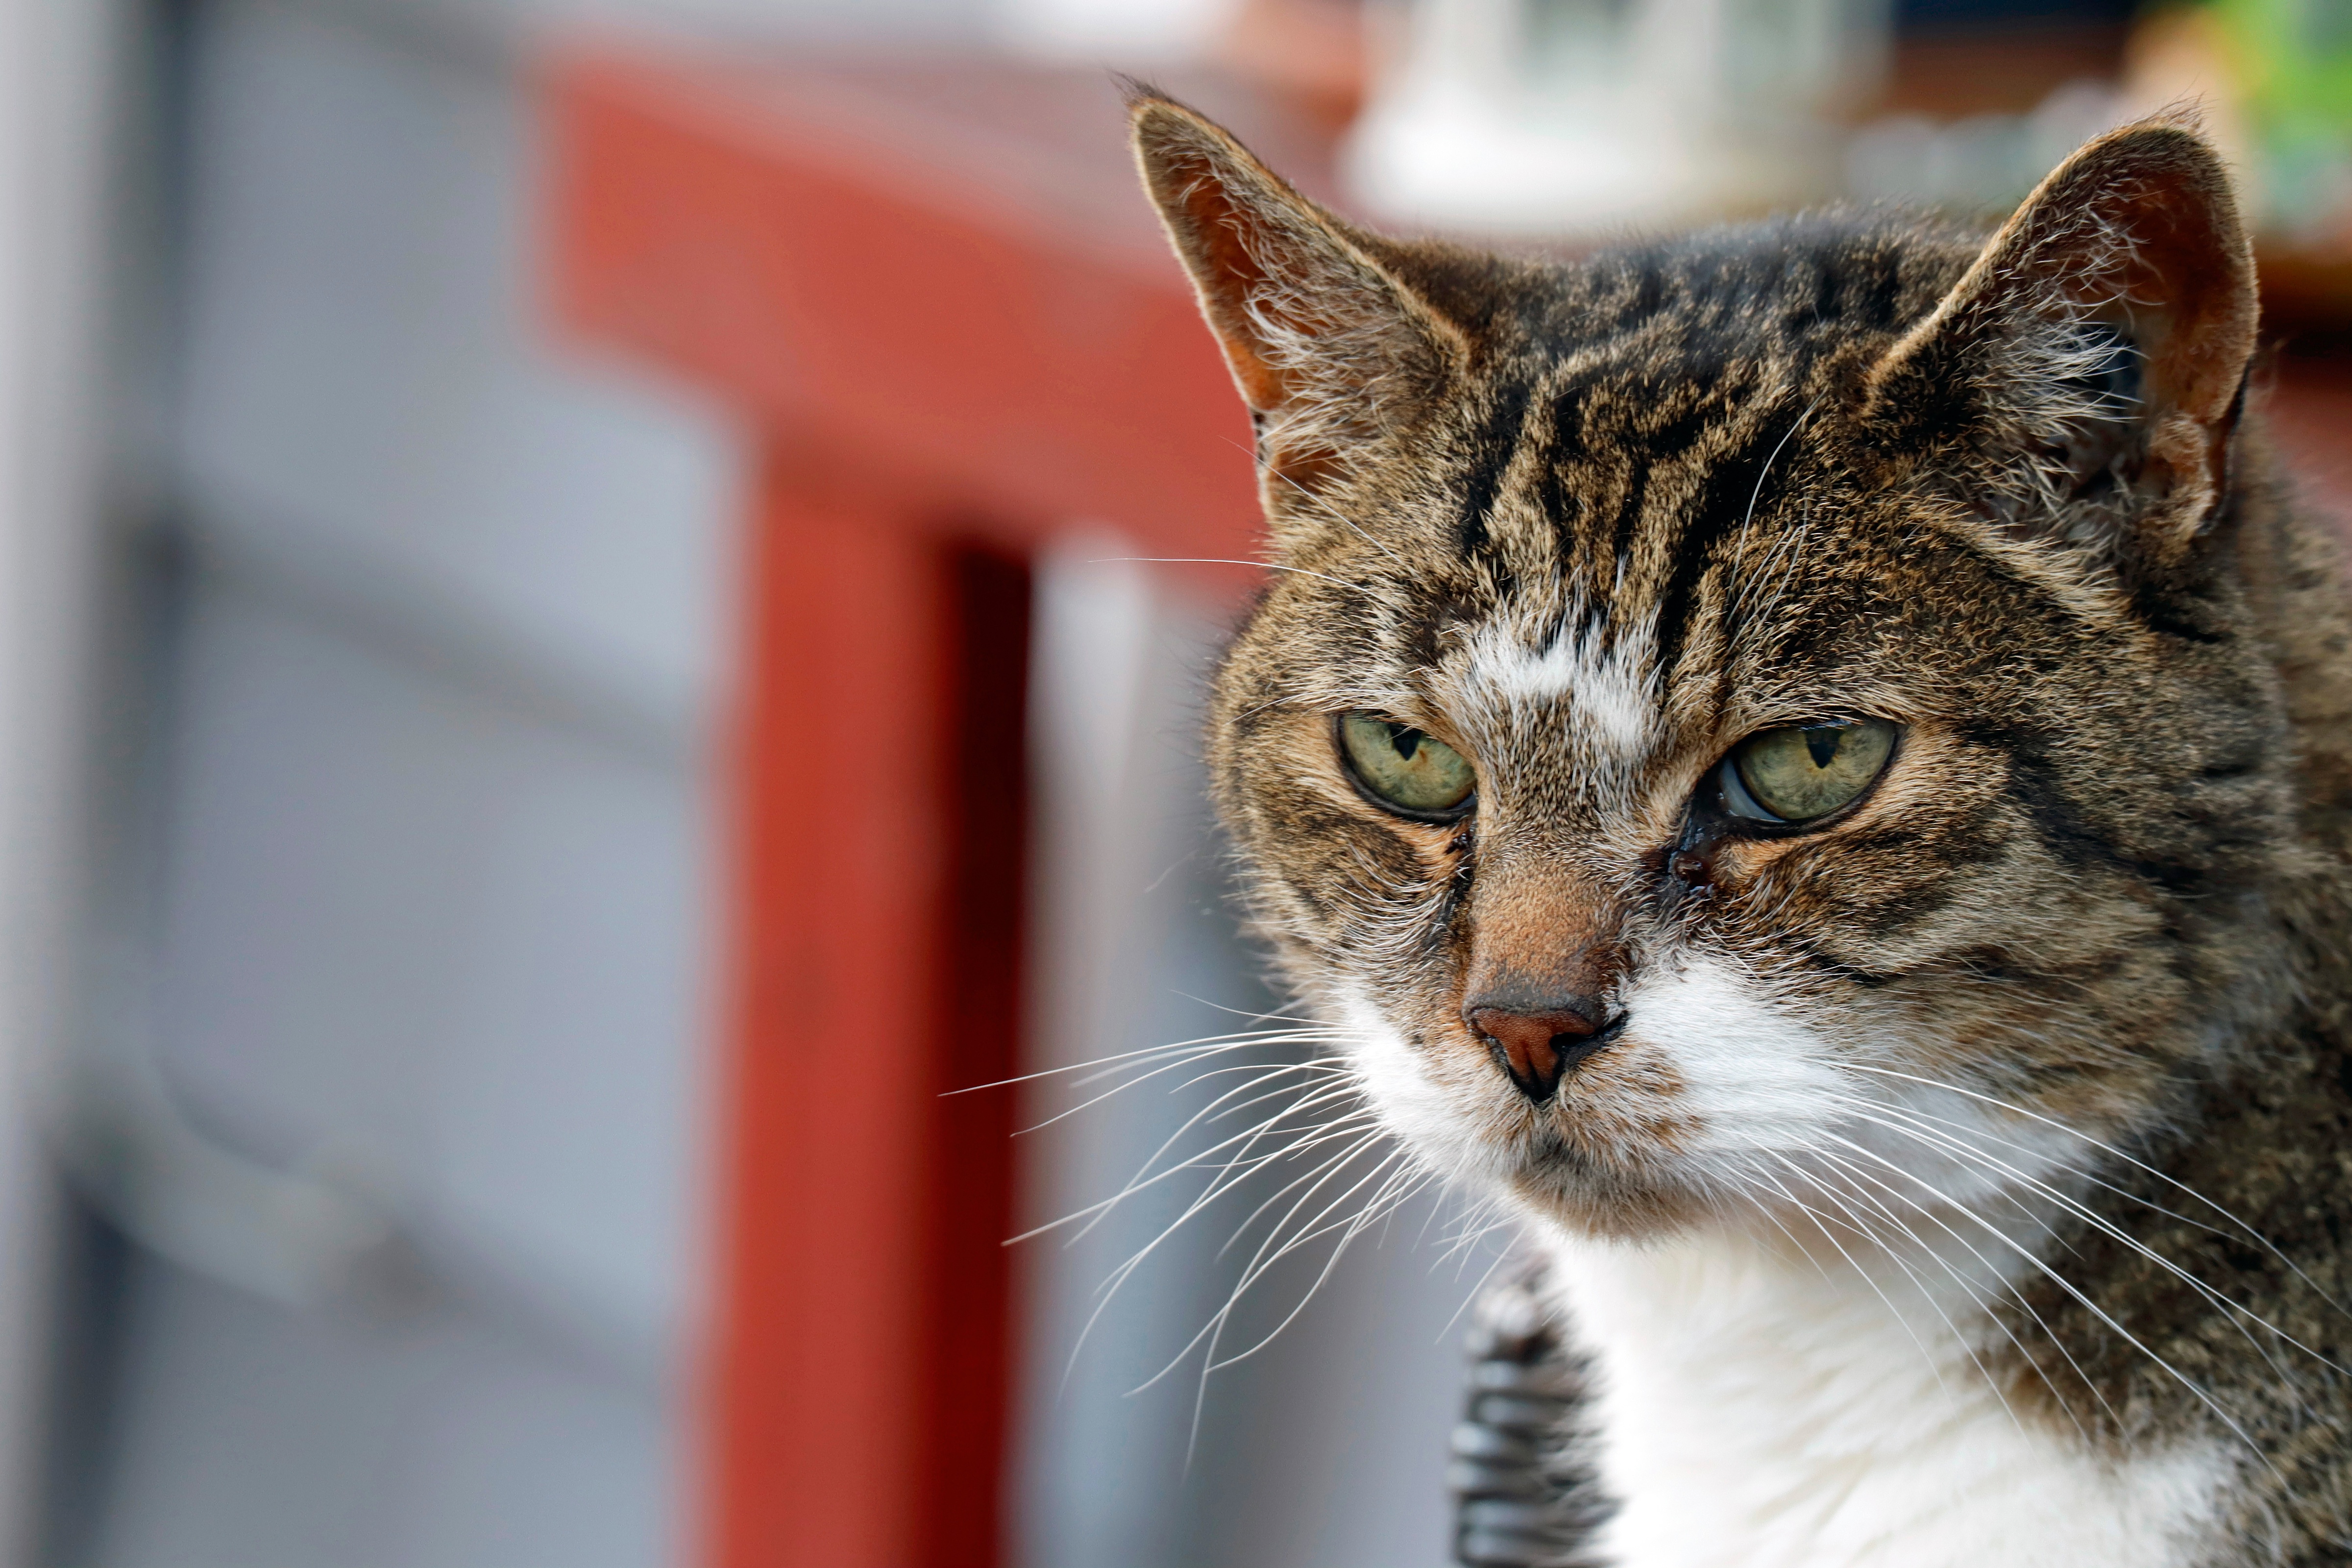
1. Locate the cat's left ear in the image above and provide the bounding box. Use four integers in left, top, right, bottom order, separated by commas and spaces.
1866, 116, 2257, 567
1129, 89, 1469, 508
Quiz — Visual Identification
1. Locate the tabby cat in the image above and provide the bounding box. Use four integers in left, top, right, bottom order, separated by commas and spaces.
1129, 90, 2352, 1566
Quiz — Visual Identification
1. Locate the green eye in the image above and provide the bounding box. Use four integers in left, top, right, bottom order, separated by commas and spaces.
1721, 719, 1898, 823
1337, 712, 1476, 819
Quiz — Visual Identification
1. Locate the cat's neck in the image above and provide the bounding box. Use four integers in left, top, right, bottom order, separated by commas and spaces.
1543, 1224, 2235, 1568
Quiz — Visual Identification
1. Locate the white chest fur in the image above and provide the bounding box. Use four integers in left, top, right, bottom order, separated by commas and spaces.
1544, 1228, 2233, 1568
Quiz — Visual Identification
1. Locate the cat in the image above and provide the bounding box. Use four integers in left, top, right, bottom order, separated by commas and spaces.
1127, 87, 2352, 1567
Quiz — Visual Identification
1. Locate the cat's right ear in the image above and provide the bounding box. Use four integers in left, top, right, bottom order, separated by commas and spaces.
1128, 89, 1465, 500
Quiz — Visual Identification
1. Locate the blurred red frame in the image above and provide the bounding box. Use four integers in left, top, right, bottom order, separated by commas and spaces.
547, 52, 1263, 1568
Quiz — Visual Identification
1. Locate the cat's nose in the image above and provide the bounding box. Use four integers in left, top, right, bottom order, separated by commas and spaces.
1466, 1003, 1609, 1104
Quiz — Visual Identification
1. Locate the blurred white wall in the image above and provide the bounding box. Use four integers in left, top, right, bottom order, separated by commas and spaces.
1020, 543, 1471, 1568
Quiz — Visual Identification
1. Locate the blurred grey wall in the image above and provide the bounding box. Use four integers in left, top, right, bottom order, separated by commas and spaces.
61, 1, 750, 1563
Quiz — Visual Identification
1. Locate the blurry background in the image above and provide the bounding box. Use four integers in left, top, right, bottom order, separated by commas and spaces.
2, 0, 2351, 1565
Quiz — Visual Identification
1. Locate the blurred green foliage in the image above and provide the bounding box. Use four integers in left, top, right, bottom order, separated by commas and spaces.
2209, 0, 2352, 229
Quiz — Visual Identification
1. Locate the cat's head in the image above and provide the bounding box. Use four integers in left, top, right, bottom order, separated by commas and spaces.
1132, 96, 2300, 1239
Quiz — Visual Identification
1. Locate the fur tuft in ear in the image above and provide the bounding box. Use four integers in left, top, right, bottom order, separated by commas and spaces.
1866, 115, 2258, 566
1127, 90, 1466, 503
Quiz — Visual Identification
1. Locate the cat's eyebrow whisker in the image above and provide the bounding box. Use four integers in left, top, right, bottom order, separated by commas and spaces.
1253, 456, 1409, 566
1092, 556, 1376, 596
1728, 394, 1822, 606
1738, 508, 1813, 639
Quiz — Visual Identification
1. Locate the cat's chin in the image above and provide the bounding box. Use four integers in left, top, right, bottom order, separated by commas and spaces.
1500, 1152, 1728, 1243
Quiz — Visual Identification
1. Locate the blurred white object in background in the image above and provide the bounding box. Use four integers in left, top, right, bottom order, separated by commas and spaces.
1843, 77, 2127, 218
1345, 0, 1885, 235
1016, 538, 1471, 1568
994, 0, 1244, 62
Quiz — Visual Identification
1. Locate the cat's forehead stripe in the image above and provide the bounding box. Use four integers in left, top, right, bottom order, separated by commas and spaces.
1449, 362, 1812, 697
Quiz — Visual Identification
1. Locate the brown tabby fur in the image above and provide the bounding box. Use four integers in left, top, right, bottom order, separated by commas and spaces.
1131, 91, 2352, 1562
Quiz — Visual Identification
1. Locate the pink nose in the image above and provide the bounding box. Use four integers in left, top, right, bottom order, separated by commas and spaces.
1467, 1005, 1604, 1103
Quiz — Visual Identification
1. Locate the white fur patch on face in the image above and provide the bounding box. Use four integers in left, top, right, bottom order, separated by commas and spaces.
1337, 946, 2081, 1223
1622, 954, 2091, 1214
1618, 952, 1847, 1165
1325, 928, 2229, 1566
1331, 983, 1515, 1188
1461, 613, 1657, 762
1333, 954, 1856, 1198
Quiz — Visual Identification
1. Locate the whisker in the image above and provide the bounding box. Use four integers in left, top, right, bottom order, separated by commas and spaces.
1843, 1063, 2352, 1322
1012, 1073, 1364, 1246
1063, 1111, 1384, 1389
1019, 1041, 1335, 1135
1754, 1153, 1983, 1417
1119, 1127, 1397, 1407
1798, 1107, 2284, 1476
956, 1024, 1344, 1095
1794, 1136, 2105, 1441
1828, 1096, 2338, 1408
1093, 556, 1374, 596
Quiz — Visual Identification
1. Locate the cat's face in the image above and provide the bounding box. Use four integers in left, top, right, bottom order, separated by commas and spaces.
1136, 100, 2290, 1239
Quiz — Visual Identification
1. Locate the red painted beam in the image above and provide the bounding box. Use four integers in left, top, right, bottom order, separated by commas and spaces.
716, 450, 1029, 1568
542, 52, 1284, 1568
721, 452, 949, 1568
545, 52, 1265, 565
